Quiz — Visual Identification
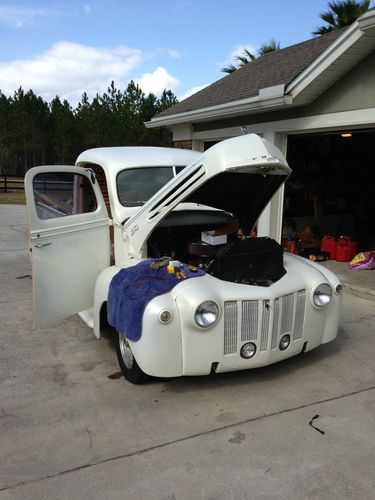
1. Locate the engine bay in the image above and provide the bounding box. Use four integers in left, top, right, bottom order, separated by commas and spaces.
147, 209, 285, 286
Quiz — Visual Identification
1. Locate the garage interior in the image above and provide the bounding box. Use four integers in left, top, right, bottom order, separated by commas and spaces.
285, 129, 375, 253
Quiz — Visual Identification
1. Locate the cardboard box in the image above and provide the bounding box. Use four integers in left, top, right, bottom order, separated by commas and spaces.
201, 231, 227, 245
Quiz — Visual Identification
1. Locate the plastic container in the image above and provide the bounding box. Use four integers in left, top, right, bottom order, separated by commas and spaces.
335, 236, 357, 262
321, 235, 337, 260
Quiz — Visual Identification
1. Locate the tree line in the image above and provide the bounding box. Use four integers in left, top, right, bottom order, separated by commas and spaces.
0, 81, 177, 176
1, 1, 370, 176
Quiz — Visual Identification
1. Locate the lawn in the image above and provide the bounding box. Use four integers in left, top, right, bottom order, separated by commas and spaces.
0, 177, 25, 204
0, 191, 26, 204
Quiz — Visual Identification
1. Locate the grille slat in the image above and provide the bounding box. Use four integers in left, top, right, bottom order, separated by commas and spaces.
271, 298, 280, 349
293, 290, 306, 340
260, 301, 270, 351
281, 293, 294, 334
224, 301, 238, 354
241, 300, 258, 341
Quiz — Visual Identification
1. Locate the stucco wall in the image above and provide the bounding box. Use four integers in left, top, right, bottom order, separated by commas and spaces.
308, 50, 375, 115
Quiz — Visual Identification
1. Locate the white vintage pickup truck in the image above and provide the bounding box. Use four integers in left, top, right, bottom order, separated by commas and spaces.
25, 134, 342, 383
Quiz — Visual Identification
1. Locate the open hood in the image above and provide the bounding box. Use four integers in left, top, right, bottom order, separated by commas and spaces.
123, 134, 291, 259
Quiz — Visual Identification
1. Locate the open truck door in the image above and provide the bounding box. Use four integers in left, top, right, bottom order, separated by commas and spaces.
25, 166, 111, 328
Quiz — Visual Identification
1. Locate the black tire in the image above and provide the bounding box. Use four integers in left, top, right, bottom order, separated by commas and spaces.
116, 332, 149, 384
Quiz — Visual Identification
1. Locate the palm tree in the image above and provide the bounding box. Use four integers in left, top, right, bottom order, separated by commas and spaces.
313, 0, 370, 35
222, 48, 256, 73
258, 39, 280, 56
221, 63, 238, 74
235, 48, 256, 65
221, 43, 279, 73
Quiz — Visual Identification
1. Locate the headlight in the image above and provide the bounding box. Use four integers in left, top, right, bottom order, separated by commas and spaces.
195, 301, 219, 328
240, 342, 256, 359
313, 283, 332, 307
279, 334, 290, 351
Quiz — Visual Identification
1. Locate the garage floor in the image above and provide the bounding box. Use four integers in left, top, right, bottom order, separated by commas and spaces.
322, 260, 375, 301
1, 205, 375, 500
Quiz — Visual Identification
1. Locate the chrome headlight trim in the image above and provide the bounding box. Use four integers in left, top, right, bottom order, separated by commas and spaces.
240, 342, 257, 359
312, 283, 332, 308
194, 300, 219, 328
334, 283, 344, 294
159, 310, 172, 324
279, 334, 291, 351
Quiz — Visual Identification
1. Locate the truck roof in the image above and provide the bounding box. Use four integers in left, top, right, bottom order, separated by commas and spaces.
75, 146, 200, 176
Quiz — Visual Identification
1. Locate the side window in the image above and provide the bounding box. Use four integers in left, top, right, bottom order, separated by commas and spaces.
33, 172, 97, 220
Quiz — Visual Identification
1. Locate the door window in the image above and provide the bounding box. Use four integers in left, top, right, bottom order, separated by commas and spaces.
33, 172, 97, 220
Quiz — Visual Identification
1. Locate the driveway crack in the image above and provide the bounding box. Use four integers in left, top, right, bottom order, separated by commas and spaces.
1, 384, 374, 492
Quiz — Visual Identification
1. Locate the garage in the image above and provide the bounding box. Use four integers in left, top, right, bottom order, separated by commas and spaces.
147, 8, 375, 274
286, 129, 375, 253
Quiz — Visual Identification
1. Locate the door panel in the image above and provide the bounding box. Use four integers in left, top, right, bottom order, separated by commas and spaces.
25, 166, 111, 327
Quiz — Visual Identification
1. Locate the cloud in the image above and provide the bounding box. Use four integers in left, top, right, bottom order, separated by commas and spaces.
136, 66, 180, 95
155, 48, 182, 59
0, 41, 144, 104
217, 43, 258, 69
0, 4, 62, 27
168, 49, 182, 59
84, 4, 92, 15
178, 84, 209, 101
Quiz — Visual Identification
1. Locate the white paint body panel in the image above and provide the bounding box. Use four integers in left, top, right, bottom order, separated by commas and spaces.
122, 134, 291, 260
121, 254, 342, 377
76, 146, 200, 225
25, 166, 111, 327
25, 135, 342, 378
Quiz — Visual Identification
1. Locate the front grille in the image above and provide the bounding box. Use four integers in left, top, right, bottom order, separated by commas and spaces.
223, 290, 306, 355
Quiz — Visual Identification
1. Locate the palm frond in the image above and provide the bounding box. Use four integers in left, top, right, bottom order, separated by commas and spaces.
221, 64, 237, 74
258, 39, 280, 56
312, 0, 370, 35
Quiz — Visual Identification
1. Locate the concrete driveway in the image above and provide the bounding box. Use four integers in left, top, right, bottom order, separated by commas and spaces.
0, 205, 374, 500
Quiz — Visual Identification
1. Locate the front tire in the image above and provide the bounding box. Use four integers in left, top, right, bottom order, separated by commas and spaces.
116, 332, 149, 384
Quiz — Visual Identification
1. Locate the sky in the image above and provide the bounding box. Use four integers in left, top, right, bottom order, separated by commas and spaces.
0, 0, 373, 106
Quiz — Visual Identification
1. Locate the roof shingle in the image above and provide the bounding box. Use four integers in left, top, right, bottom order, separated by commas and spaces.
156, 29, 346, 119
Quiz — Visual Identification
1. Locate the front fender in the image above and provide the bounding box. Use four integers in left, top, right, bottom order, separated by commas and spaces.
94, 265, 183, 376
129, 294, 183, 377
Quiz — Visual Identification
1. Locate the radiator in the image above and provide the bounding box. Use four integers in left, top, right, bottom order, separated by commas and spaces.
223, 290, 306, 355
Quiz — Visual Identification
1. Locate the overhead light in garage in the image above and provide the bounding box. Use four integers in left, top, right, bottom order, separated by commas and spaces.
340, 133, 352, 138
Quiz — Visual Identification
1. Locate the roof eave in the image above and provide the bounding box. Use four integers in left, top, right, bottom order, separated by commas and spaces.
146, 93, 293, 128
286, 21, 362, 99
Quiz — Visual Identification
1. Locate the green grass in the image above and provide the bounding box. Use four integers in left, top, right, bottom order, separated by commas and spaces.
0, 190, 26, 204
0, 176, 25, 204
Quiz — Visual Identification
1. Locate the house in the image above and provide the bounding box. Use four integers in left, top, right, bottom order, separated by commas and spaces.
146, 8, 375, 249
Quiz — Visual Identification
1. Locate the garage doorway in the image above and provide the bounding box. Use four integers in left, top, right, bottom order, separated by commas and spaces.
286, 130, 375, 251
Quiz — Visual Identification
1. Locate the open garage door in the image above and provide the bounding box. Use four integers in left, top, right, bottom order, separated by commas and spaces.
285, 130, 375, 253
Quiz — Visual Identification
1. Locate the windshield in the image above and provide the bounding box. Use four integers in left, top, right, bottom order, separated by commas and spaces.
117, 166, 185, 206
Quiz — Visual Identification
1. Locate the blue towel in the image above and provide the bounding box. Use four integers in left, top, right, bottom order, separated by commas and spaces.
107, 259, 205, 341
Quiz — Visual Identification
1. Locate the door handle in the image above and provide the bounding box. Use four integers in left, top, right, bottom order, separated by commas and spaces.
35, 242, 52, 248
